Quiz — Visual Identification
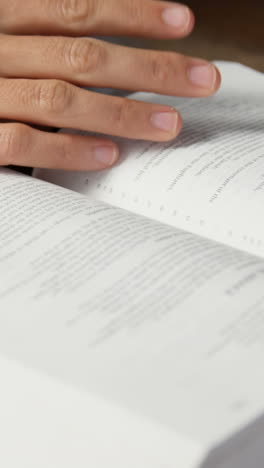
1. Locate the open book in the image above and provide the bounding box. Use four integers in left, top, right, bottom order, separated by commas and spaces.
1, 61, 264, 467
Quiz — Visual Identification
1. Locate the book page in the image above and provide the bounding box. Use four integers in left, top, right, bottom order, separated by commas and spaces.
35, 62, 264, 259
0, 356, 202, 468
0, 169, 202, 468
1, 168, 264, 461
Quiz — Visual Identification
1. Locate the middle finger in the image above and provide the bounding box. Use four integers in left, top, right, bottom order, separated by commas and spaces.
0, 35, 220, 97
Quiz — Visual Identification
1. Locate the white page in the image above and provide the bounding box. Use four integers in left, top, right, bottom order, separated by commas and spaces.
0, 356, 203, 468
35, 62, 264, 259
1, 168, 264, 464
0, 169, 202, 468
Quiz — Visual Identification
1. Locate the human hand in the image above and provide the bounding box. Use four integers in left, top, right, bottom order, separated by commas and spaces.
0, 0, 221, 170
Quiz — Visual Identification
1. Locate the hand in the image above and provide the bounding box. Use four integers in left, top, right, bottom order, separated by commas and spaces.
0, 0, 220, 171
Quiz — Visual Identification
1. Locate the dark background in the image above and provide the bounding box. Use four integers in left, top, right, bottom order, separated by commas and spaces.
128, 0, 264, 72
177, 0, 264, 71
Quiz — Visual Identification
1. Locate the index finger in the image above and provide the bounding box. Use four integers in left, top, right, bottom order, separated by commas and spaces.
0, 0, 194, 38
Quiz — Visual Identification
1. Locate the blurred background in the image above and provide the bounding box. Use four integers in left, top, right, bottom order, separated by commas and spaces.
127, 0, 264, 72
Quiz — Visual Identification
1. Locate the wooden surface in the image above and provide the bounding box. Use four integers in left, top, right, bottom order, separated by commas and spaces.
127, 0, 264, 72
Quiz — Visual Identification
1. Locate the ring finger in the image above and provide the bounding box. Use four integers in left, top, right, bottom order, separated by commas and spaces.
0, 77, 182, 141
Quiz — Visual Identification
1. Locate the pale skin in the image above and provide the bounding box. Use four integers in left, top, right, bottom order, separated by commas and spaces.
0, 0, 221, 171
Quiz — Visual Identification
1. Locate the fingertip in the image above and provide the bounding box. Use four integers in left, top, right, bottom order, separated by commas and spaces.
213, 66, 222, 93
170, 109, 183, 140
176, 110, 183, 134
183, 6, 195, 37
161, 3, 195, 38
93, 143, 119, 168
150, 108, 183, 142
187, 62, 222, 96
202, 65, 222, 96
110, 143, 120, 165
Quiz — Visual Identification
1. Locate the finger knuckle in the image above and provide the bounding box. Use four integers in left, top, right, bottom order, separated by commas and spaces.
126, 0, 144, 25
111, 99, 136, 132
65, 38, 104, 75
36, 80, 73, 115
0, 124, 29, 165
58, 0, 94, 27
57, 135, 74, 164
150, 53, 178, 85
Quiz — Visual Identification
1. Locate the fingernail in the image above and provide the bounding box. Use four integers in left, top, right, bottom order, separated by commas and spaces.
188, 64, 217, 89
162, 6, 190, 30
150, 111, 178, 132
94, 146, 118, 166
